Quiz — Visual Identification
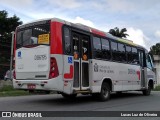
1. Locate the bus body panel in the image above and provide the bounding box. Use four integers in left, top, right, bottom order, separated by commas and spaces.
15, 45, 50, 80
147, 69, 155, 81
147, 68, 155, 88
63, 55, 74, 94
50, 21, 63, 54
90, 59, 141, 92
13, 75, 64, 91
51, 54, 63, 75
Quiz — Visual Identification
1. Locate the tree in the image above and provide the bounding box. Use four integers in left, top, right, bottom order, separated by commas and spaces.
0, 10, 22, 79
0, 10, 22, 43
149, 43, 160, 55
109, 27, 129, 38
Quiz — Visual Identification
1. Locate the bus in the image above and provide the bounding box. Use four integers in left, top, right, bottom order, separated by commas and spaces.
13, 18, 156, 101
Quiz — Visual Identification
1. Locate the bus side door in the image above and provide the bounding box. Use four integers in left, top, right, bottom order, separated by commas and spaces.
72, 31, 90, 91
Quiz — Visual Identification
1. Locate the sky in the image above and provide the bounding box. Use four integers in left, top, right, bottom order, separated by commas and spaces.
0, 0, 160, 50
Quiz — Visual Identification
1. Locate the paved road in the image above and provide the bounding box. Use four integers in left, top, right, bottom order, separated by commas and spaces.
0, 91, 160, 120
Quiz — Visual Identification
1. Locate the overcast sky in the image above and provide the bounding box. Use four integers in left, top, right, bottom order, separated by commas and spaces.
0, 0, 160, 50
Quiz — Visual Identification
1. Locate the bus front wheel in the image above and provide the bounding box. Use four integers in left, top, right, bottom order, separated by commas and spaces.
142, 84, 151, 96
98, 82, 110, 101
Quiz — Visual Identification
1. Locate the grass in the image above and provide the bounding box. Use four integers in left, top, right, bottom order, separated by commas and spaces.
153, 85, 160, 91
0, 90, 30, 97
0, 85, 30, 97
0, 85, 15, 92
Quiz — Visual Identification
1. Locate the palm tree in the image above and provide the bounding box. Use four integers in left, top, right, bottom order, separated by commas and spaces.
109, 27, 129, 38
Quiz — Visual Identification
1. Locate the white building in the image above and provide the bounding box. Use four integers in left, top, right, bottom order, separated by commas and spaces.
153, 55, 160, 85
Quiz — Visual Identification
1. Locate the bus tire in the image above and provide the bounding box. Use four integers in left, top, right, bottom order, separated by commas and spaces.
142, 84, 151, 96
98, 82, 110, 101
61, 93, 77, 99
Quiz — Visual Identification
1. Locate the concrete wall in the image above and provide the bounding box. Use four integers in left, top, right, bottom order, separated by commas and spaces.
0, 80, 12, 89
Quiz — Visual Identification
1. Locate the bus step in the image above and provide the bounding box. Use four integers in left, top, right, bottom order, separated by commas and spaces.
73, 90, 91, 94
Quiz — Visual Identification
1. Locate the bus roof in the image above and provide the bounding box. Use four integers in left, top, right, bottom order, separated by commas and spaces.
51, 18, 146, 50
17, 17, 146, 50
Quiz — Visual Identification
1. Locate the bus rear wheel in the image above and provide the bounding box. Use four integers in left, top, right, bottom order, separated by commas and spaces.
98, 82, 110, 101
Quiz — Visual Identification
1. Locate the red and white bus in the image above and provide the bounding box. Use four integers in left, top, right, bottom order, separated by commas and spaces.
13, 18, 156, 101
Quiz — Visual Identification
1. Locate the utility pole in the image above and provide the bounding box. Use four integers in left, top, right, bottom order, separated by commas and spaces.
10, 31, 14, 80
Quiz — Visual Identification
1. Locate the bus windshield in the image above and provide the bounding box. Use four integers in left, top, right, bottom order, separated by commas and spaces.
16, 24, 50, 49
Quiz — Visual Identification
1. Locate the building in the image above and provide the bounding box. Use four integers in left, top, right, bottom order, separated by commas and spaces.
153, 55, 160, 85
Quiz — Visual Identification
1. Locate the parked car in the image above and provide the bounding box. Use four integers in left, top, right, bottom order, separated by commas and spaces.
4, 70, 13, 80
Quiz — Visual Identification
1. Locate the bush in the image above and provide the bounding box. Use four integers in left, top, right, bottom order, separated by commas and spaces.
153, 85, 160, 91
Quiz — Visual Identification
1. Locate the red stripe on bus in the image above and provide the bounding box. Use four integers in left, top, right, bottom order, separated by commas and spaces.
64, 65, 73, 79
137, 71, 140, 80
50, 21, 63, 54
91, 28, 106, 37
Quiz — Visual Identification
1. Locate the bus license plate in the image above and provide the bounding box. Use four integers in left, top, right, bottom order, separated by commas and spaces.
27, 84, 36, 89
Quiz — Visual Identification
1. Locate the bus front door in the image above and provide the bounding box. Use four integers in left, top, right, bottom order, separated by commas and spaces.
139, 50, 146, 88
72, 32, 90, 91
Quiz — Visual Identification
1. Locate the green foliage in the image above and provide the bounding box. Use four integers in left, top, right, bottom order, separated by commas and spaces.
0, 10, 22, 35
0, 85, 30, 97
153, 85, 160, 91
0, 10, 22, 47
109, 27, 129, 38
0, 85, 14, 92
149, 43, 160, 55
0, 10, 22, 46
0, 91, 30, 97
0, 10, 22, 67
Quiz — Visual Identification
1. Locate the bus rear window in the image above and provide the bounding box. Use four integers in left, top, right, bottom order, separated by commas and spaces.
16, 24, 50, 48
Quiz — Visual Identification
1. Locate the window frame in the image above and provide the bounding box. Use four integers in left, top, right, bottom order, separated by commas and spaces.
62, 25, 143, 67
146, 54, 153, 70
126, 45, 132, 63
92, 36, 102, 59
111, 41, 118, 61
101, 38, 111, 60
131, 47, 139, 65
117, 43, 126, 62
16, 23, 50, 49
63, 26, 72, 55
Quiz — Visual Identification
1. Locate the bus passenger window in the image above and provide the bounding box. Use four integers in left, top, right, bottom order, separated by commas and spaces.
73, 35, 79, 59
132, 47, 139, 64
118, 43, 126, 62
146, 55, 152, 69
82, 36, 89, 60
138, 50, 144, 67
111, 41, 118, 61
126, 46, 132, 63
149, 54, 154, 68
64, 27, 71, 54
93, 37, 102, 58
101, 38, 111, 60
